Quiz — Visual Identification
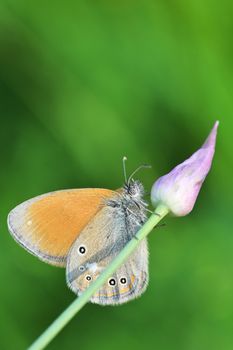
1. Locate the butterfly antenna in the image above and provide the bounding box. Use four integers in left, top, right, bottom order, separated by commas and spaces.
127, 164, 152, 184
122, 156, 128, 184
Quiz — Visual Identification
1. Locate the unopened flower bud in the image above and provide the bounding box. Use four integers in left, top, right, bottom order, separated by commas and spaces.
151, 121, 219, 216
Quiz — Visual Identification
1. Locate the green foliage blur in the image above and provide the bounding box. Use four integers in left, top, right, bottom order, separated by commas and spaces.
0, 1, 232, 349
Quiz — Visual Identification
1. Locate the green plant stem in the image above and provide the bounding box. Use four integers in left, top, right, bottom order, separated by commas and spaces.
28, 204, 169, 350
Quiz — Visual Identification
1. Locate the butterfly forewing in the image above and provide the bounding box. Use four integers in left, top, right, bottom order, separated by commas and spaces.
7, 189, 115, 266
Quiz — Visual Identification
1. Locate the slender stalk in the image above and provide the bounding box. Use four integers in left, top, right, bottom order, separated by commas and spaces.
28, 204, 169, 350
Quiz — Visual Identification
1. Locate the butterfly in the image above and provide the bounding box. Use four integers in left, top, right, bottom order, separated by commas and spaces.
7, 158, 150, 305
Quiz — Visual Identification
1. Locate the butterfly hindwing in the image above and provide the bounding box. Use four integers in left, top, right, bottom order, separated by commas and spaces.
66, 203, 148, 305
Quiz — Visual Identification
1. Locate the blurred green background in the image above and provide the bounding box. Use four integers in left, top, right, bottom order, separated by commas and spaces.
0, 1, 232, 349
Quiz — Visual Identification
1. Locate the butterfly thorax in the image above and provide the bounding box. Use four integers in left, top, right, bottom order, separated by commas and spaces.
105, 180, 148, 230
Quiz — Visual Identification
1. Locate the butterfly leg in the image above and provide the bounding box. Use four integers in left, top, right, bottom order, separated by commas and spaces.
145, 208, 161, 216
153, 222, 166, 230
125, 207, 144, 225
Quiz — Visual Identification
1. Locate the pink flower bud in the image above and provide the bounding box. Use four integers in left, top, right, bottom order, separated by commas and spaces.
151, 121, 219, 216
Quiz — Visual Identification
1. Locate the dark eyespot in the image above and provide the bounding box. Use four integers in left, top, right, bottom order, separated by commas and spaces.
79, 266, 85, 272
120, 277, 127, 285
78, 245, 86, 255
86, 275, 92, 281
108, 278, 116, 286
112, 202, 120, 208
107, 200, 120, 208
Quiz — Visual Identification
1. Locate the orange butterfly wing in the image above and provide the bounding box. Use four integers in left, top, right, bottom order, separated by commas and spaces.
8, 189, 116, 266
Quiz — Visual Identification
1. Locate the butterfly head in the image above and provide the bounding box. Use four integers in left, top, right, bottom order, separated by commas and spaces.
122, 157, 150, 200
123, 179, 144, 199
